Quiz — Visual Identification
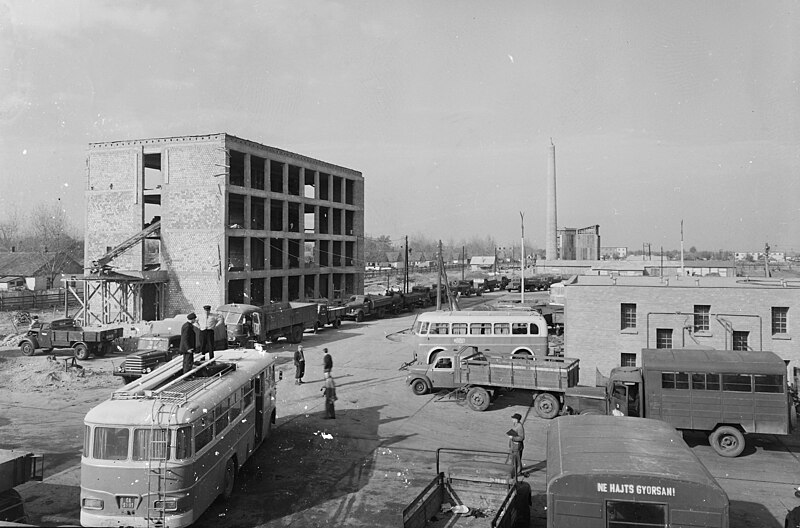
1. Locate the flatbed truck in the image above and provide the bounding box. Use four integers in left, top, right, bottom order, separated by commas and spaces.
343, 294, 398, 322
217, 302, 317, 346
18, 318, 123, 360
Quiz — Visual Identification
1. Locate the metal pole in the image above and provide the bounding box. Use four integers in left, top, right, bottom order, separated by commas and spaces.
436, 240, 442, 310
461, 246, 465, 281
404, 235, 409, 293
520, 212, 525, 304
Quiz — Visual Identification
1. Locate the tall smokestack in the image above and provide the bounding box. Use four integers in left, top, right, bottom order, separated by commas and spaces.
546, 139, 558, 261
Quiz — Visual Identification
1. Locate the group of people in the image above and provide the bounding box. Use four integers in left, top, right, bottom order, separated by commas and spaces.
294, 345, 337, 419
179, 305, 219, 375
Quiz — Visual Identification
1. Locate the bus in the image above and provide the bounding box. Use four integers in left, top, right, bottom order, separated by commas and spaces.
547, 415, 729, 527
410, 310, 549, 364
80, 348, 278, 527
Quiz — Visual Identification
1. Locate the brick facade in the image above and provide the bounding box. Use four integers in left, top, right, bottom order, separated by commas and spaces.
563, 275, 800, 385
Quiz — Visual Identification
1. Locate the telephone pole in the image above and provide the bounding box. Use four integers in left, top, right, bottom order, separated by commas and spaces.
520, 212, 525, 304
404, 235, 409, 293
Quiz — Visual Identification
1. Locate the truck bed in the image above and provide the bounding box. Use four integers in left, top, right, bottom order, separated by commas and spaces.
462, 356, 579, 392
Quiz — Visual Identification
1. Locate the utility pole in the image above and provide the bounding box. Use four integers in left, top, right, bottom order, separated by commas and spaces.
404, 235, 409, 293
436, 240, 442, 311
764, 242, 771, 278
680, 220, 685, 276
462, 246, 466, 280
520, 212, 525, 304
494, 246, 498, 275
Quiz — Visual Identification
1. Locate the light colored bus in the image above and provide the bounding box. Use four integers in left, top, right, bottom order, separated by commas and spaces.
80, 348, 278, 528
410, 310, 549, 364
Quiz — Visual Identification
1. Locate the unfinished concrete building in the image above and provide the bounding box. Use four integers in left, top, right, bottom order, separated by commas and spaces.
80, 133, 364, 323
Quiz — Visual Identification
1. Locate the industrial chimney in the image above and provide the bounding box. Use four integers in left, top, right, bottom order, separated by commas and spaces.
546, 139, 558, 261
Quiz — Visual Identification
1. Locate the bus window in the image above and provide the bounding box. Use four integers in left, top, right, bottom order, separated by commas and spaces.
430, 323, 449, 335
451, 323, 467, 335
175, 426, 192, 459
692, 373, 720, 391
754, 374, 784, 393
195, 417, 213, 452
94, 427, 130, 460
607, 501, 667, 527
413, 320, 429, 335
132, 428, 170, 461
722, 374, 752, 392
229, 391, 242, 420
242, 380, 254, 408
530, 324, 540, 335
661, 372, 689, 389
511, 323, 527, 335
83, 425, 90, 457
434, 357, 453, 370
494, 323, 510, 335
215, 401, 230, 434
470, 323, 492, 335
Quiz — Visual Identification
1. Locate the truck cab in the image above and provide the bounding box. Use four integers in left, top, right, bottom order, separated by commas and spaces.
564, 366, 643, 417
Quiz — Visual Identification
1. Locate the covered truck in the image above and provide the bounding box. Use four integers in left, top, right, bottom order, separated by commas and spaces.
406, 346, 580, 418
217, 302, 317, 345
546, 415, 729, 527
402, 448, 530, 528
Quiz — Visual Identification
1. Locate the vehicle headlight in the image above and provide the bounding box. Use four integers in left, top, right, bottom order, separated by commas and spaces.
82, 498, 104, 510
117, 367, 125, 372
154, 499, 178, 511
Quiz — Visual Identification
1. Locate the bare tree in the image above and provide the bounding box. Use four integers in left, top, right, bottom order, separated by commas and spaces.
26, 201, 82, 288
0, 206, 21, 250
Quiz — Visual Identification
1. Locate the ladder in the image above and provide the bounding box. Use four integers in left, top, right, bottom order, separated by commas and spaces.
145, 399, 175, 526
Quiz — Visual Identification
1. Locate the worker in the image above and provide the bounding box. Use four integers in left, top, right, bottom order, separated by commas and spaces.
198, 305, 217, 359
507, 413, 525, 478
180, 313, 198, 375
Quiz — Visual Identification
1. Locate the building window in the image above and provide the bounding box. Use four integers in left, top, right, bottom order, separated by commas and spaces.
693, 305, 710, 332
620, 353, 636, 367
772, 307, 788, 335
620, 303, 637, 330
732, 331, 749, 351
656, 328, 673, 349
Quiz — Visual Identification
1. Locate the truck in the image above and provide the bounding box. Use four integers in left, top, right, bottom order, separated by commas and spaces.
563, 348, 793, 457
406, 346, 580, 418
0, 450, 43, 523
343, 294, 399, 322
402, 448, 530, 528
18, 318, 123, 360
546, 415, 729, 527
309, 299, 345, 331
411, 284, 449, 307
451, 279, 481, 297
216, 302, 318, 346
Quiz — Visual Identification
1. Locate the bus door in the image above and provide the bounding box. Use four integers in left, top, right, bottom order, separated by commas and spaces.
429, 355, 456, 387
611, 382, 641, 417
254, 372, 264, 444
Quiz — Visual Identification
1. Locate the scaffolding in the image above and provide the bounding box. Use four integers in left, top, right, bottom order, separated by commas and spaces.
64, 271, 168, 326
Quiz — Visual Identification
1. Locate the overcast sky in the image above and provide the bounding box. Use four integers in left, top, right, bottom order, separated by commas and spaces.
1, 1, 798, 253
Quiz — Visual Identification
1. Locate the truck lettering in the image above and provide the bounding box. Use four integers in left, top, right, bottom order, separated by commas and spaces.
599, 482, 675, 497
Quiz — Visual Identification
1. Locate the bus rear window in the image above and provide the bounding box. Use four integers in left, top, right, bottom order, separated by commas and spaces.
93, 427, 130, 460
754, 374, 784, 393
470, 323, 492, 335
133, 428, 170, 461
607, 500, 667, 527
722, 374, 752, 392
529, 323, 540, 335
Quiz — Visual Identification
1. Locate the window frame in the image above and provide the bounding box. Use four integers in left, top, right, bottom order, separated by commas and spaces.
620, 303, 637, 330
693, 304, 710, 333
772, 307, 788, 335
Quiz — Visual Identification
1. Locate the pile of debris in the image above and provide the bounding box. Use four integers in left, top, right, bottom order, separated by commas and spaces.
0, 333, 24, 349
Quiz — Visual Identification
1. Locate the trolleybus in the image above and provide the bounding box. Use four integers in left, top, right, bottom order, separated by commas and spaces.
80, 348, 278, 527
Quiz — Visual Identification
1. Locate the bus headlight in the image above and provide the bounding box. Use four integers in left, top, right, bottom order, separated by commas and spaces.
82, 498, 104, 510
154, 499, 178, 511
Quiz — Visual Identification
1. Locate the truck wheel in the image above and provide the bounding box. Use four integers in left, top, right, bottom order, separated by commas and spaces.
20, 341, 36, 356
333, 318, 341, 329
313, 322, 320, 333
411, 379, 429, 395
94, 342, 111, 357
534, 393, 560, 419
74, 343, 90, 360
710, 426, 745, 457
291, 326, 303, 343
377, 307, 386, 319
467, 387, 491, 411
355, 311, 364, 323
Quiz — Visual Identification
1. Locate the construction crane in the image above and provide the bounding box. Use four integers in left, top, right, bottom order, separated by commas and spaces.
89, 220, 161, 275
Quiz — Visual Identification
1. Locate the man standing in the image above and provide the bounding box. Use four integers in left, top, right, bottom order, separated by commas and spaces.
321, 372, 337, 419
322, 348, 332, 375
180, 313, 198, 375
198, 305, 217, 359
293, 345, 305, 384
507, 413, 525, 477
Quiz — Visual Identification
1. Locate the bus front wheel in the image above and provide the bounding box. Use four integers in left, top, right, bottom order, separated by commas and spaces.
710, 426, 745, 457
221, 458, 236, 500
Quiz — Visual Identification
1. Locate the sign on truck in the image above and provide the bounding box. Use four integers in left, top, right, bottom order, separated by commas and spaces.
402, 448, 530, 528
563, 348, 793, 457
406, 346, 580, 418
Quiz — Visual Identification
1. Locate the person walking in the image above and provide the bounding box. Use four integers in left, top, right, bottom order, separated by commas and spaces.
180, 313, 198, 375
198, 305, 217, 359
506, 413, 525, 477
321, 372, 337, 419
293, 345, 306, 384
322, 348, 332, 375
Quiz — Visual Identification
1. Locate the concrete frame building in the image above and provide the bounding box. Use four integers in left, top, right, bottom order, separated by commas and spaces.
557, 225, 600, 260
562, 275, 800, 385
83, 133, 364, 322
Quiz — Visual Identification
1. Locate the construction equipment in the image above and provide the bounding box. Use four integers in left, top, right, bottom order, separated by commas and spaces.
89, 220, 161, 274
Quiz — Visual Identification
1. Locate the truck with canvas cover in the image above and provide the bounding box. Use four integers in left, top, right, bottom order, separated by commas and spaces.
546, 415, 729, 527
402, 448, 530, 528
406, 346, 580, 418
217, 302, 318, 346
18, 318, 123, 360
563, 348, 792, 457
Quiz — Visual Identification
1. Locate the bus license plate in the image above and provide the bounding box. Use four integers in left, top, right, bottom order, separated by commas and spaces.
120, 496, 136, 509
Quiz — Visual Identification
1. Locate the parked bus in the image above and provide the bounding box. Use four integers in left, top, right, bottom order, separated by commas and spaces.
410, 310, 549, 364
547, 415, 729, 527
80, 348, 278, 527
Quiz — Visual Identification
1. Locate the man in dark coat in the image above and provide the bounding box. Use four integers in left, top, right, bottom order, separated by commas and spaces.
293, 345, 305, 384
322, 348, 332, 375
180, 313, 198, 375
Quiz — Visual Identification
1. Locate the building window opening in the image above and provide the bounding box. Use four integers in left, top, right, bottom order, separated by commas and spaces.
304, 241, 316, 265
270, 200, 283, 231
288, 165, 301, 196
304, 170, 316, 199
270, 276, 283, 302
319, 172, 330, 200
319, 273, 330, 298
304, 274, 315, 298
288, 275, 300, 300
250, 278, 265, 305
227, 279, 245, 304
288, 239, 301, 269
332, 176, 342, 203
288, 202, 300, 233
332, 209, 342, 235
345, 274, 355, 296
656, 328, 673, 348
229, 150, 245, 187
732, 330, 749, 351
345, 210, 354, 235
270, 160, 284, 193
304, 205, 316, 234
319, 207, 329, 234
251, 197, 265, 231
772, 307, 788, 335
228, 194, 246, 229
269, 239, 282, 270
319, 240, 330, 267
345, 241, 354, 266
345, 179, 354, 205
620, 303, 636, 330
694, 305, 710, 332
620, 353, 636, 367
251, 238, 265, 271
251, 155, 265, 190
143, 152, 162, 269
332, 241, 342, 267
227, 237, 245, 272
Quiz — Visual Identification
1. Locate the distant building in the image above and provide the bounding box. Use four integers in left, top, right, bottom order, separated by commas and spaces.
0, 251, 83, 291
600, 246, 628, 260
535, 259, 736, 278
470, 256, 496, 271
562, 275, 800, 385
735, 251, 786, 262
558, 225, 600, 260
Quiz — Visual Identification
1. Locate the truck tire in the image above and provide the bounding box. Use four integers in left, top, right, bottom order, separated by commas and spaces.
411, 379, 429, 395
333, 318, 341, 329
20, 341, 36, 356
709, 426, 745, 457
290, 325, 303, 343
467, 387, 491, 411
94, 342, 111, 357
74, 343, 91, 360
355, 311, 364, 323
534, 393, 560, 419
376, 307, 386, 319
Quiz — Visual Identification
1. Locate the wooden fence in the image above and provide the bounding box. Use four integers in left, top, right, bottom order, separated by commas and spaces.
0, 288, 84, 312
